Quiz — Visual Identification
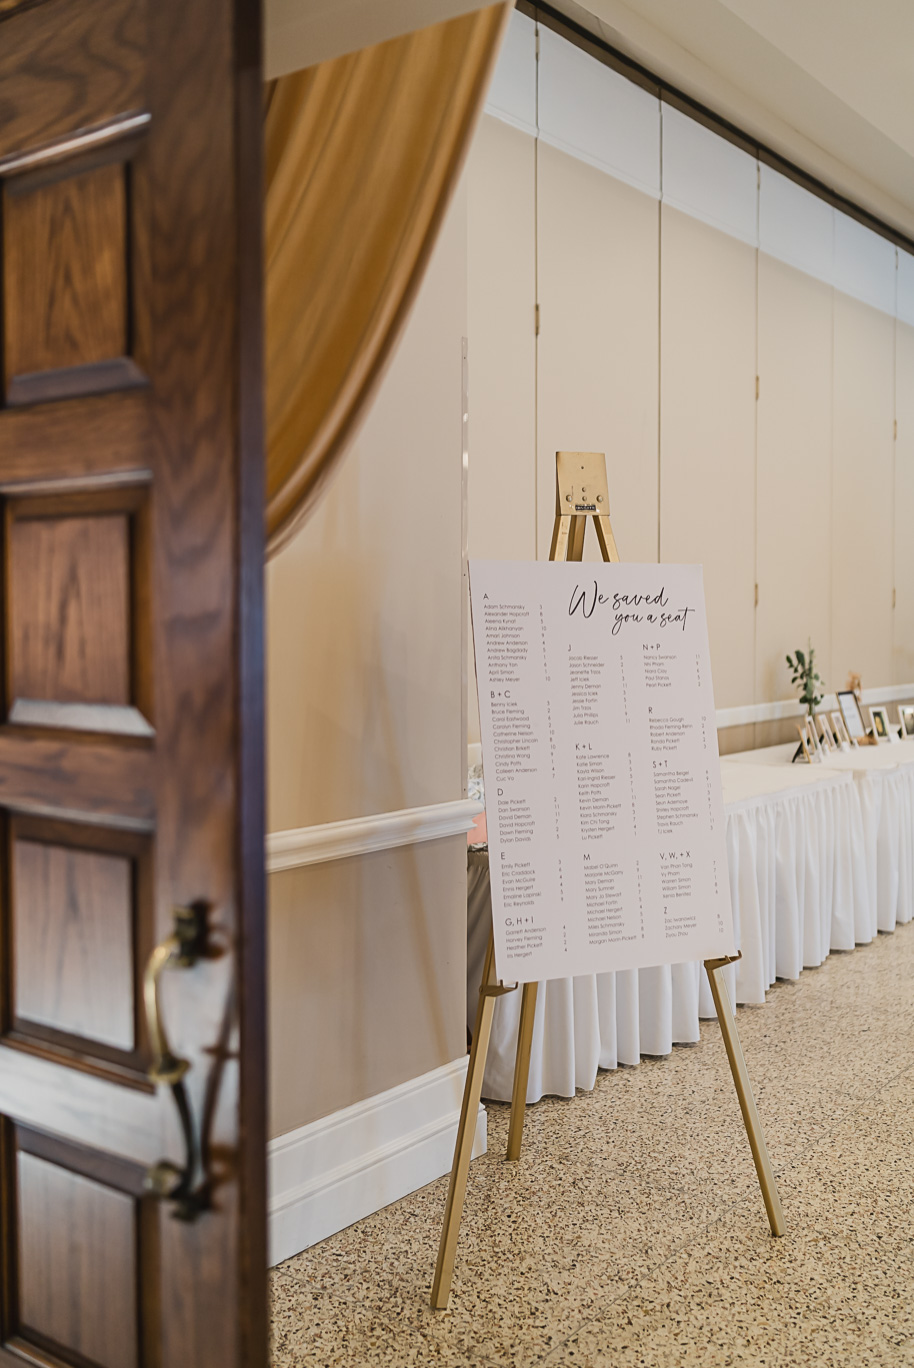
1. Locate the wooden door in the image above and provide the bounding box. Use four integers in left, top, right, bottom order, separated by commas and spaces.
0, 2, 267, 1366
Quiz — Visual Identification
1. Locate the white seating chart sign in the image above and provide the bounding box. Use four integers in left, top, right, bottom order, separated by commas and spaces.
471, 559, 736, 984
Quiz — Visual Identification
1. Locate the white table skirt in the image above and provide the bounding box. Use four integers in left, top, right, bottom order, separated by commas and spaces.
468, 742, 910, 1104
728, 741, 914, 937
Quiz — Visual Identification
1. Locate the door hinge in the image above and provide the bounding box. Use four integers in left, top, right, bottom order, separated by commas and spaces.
535, 302, 540, 336
755, 375, 760, 401
754, 582, 759, 607
893, 587, 897, 610
894, 419, 898, 440
535, 27, 540, 57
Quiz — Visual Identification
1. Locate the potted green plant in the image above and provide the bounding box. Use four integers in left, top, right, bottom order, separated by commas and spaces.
786, 641, 824, 717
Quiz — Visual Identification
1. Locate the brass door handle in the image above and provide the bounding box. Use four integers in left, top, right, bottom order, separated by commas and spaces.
143, 905, 209, 1220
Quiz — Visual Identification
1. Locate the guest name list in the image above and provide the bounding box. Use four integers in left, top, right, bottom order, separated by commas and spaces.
471, 560, 735, 983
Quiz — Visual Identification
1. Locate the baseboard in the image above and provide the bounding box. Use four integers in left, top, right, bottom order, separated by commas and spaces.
268, 1057, 486, 1267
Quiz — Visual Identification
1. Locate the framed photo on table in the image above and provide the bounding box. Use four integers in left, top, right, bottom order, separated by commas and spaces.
795, 719, 814, 763
869, 705, 895, 742
806, 716, 824, 759
898, 705, 914, 739
815, 713, 835, 751
838, 690, 868, 744
829, 711, 852, 749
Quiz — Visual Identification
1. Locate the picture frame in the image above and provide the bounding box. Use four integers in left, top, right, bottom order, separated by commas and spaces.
794, 719, 813, 763
898, 705, 914, 739
815, 713, 835, 751
805, 716, 824, 760
837, 689, 869, 744
829, 710, 853, 749
869, 705, 895, 742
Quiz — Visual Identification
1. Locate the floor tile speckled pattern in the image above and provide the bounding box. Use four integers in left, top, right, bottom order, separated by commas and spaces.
271, 927, 914, 1366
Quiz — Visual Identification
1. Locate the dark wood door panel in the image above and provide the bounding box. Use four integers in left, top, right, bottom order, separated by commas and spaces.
1, 1123, 159, 1368
14, 840, 134, 1048
9, 514, 131, 705
0, 0, 266, 1360
0, 0, 146, 164
0, 396, 152, 486
5, 814, 155, 1087
0, 735, 154, 826
0, 1049, 162, 1165
1, 123, 152, 408
4, 161, 128, 383
18, 1152, 139, 1368
4, 481, 154, 739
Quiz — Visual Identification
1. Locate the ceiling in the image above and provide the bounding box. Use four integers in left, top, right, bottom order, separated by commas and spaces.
263, 0, 914, 237
264, 0, 484, 77
552, 0, 914, 238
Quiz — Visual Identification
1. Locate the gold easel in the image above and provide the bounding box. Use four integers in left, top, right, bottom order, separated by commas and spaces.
431, 452, 785, 1310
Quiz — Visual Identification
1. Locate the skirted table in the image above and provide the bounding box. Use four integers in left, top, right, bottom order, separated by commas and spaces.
726, 741, 914, 939
468, 740, 914, 1103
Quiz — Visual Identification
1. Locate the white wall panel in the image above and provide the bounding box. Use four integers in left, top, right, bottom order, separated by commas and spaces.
832, 293, 895, 689
834, 212, 896, 316
659, 207, 757, 708
756, 256, 833, 706
536, 144, 660, 567
466, 115, 537, 741
661, 105, 758, 246
467, 117, 536, 563
894, 321, 914, 682
537, 26, 660, 197
898, 250, 914, 328
484, 8, 537, 136
758, 164, 834, 286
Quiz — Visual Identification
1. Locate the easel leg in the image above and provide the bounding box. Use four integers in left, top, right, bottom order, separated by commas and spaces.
705, 960, 786, 1237
431, 934, 503, 1309
550, 514, 571, 561
506, 981, 538, 1160
594, 514, 620, 563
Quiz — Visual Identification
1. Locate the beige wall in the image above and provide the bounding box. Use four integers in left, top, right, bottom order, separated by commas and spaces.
464, 130, 913, 734
267, 182, 469, 1139
755, 256, 833, 706
466, 115, 537, 745
268, 185, 467, 831
537, 144, 660, 564
659, 207, 757, 710
466, 118, 536, 560
831, 293, 896, 691
269, 838, 466, 1135
895, 321, 914, 683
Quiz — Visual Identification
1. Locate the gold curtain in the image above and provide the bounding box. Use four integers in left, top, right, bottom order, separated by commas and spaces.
264, 3, 513, 555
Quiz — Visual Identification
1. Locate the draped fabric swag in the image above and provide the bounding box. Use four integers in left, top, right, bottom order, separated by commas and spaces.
264, 3, 513, 555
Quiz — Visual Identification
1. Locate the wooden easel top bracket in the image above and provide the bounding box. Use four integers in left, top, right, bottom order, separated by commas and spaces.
554, 450, 611, 515
551, 451, 620, 564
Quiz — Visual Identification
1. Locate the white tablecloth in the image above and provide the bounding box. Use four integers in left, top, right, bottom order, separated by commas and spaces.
468, 740, 914, 1103
727, 740, 914, 937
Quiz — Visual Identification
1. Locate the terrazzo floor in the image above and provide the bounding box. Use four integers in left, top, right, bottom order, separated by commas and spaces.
271, 923, 914, 1366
